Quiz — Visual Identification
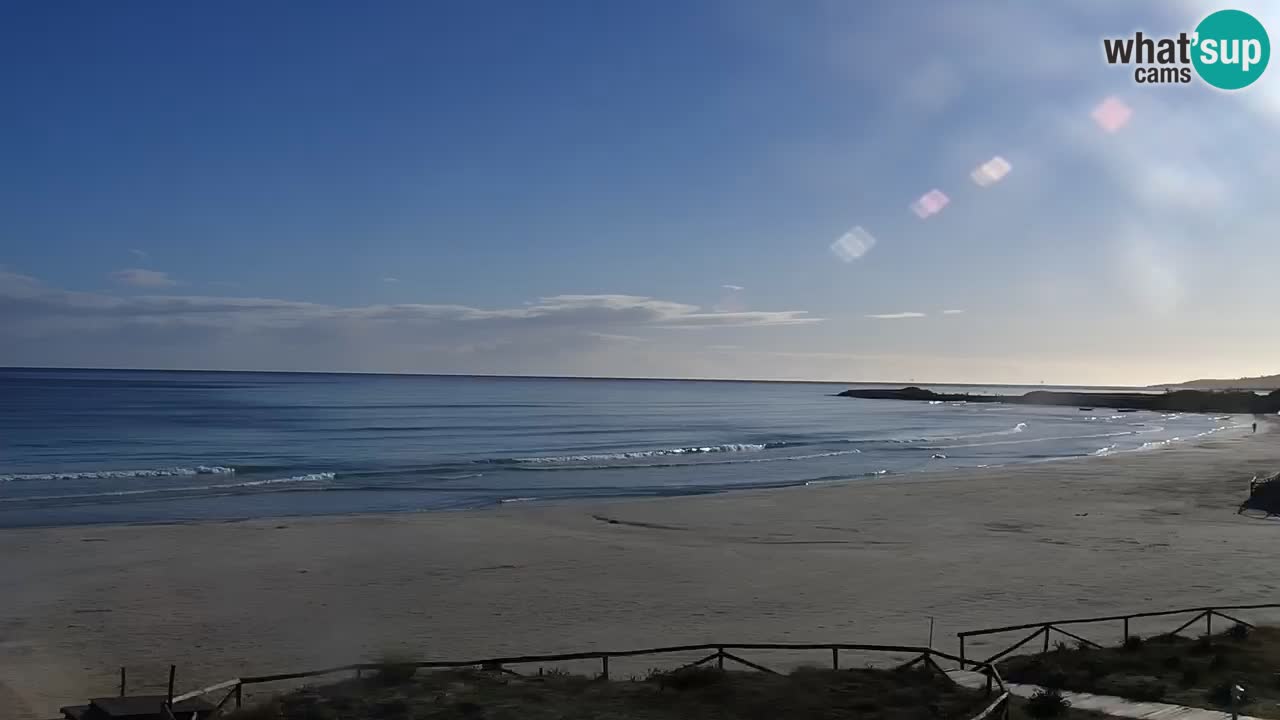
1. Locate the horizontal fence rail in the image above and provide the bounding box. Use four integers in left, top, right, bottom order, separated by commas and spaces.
169, 641, 1008, 717
957, 603, 1280, 665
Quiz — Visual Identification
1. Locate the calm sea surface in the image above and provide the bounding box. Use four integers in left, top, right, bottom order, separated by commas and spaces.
0, 368, 1245, 528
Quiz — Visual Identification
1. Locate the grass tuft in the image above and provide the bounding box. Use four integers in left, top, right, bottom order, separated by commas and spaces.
1026, 687, 1071, 718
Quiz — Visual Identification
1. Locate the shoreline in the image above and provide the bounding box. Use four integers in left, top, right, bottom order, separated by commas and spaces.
2, 421, 1279, 718
1, 414, 1265, 533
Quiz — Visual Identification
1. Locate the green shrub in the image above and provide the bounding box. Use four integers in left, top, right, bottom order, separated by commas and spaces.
649, 666, 726, 691
1191, 634, 1214, 656
1026, 687, 1071, 718
1124, 635, 1144, 652
1041, 666, 1068, 690
1228, 623, 1251, 641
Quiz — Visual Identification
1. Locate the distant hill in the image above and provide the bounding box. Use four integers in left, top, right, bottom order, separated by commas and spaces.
1151, 373, 1280, 391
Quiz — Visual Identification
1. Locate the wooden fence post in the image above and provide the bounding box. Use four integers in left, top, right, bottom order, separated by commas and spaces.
235, 683, 243, 709
831, 648, 839, 670
717, 648, 725, 670
167, 665, 176, 706
960, 636, 966, 665
120, 667, 126, 696
1207, 610, 1213, 637
1042, 626, 1050, 653
1123, 617, 1129, 643
601, 655, 609, 680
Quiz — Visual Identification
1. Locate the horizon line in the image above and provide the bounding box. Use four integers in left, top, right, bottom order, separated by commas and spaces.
0, 365, 1161, 389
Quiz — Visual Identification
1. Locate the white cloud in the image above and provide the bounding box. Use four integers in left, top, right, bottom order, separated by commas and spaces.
382, 277, 400, 283
942, 309, 965, 315
111, 269, 177, 288
2, 272, 817, 339
0, 272, 823, 373
866, 312, 926, 319
721, 284, 744, 291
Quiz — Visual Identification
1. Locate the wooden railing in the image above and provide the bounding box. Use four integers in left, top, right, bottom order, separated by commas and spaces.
957, 603, 1280, 665
168, 642, 1009, 718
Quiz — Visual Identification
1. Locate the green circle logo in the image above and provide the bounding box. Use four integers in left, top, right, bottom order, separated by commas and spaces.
1192, 9, 1270, 90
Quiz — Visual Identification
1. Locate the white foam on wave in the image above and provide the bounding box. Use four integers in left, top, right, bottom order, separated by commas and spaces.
513, 443, 770, 463
0, 472, 335, 504
1137, 438, 1181, 451
513, 449, 863, 472
929, 428, 1130, 450
887, 422, 1027, 444
0, 466, 236, 482
804, 469, 888, 486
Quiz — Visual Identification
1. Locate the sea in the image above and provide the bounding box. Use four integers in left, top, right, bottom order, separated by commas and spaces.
0, 368, 1249, 528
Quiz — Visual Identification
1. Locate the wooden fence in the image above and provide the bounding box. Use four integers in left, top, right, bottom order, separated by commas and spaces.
956, 602, 1280, 666
166, 642, 1009, 718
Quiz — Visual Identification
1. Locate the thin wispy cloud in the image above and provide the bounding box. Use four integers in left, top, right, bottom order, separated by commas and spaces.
382, 277, 400, 283
0, 270, 822, 371
3, 270, 818, 336
110, 268, 177, 288
128, 249, 149, 262
942, 309, 965, 315
721, 284, 744, 291
866, 312, 926, 320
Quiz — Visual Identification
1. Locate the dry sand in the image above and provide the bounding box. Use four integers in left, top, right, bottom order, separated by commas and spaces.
3, 423, 1279, 718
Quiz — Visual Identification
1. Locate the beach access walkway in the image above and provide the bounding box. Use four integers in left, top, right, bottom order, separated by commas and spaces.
947, 670, 1270, 720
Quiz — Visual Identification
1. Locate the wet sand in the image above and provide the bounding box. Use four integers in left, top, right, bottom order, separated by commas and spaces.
2, 423, 1278, 717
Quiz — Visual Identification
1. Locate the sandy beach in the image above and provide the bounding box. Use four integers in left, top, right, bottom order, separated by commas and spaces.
3, 424, 1279, 718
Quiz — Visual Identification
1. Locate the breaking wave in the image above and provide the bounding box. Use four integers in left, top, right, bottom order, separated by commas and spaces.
506, 443, 775, 463
0, 473, 335, 504
0, 466, 236, 482
509, 449, 864, 472
884, 422, 1028, 444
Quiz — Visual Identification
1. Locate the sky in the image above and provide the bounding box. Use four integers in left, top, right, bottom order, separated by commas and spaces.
1, 0, 1277, 386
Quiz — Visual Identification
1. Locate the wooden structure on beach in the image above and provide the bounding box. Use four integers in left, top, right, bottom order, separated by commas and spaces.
59, 696, 214, 720
1240, 471, 1280, 516
59, 665, 215, 720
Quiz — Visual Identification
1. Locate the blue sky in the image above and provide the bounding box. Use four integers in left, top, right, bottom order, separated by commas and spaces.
2, 0, 1278, 385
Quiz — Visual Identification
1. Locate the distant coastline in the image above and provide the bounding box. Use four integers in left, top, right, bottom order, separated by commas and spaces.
1149, 373, 1280, 391
839, 386, 1280, 414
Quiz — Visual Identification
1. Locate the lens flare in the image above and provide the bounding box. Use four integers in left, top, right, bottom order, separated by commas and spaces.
830, 226, 878, 262
971, 156, 1012, 187
1091, 96, 1133, 133
910, 189, 950, 219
